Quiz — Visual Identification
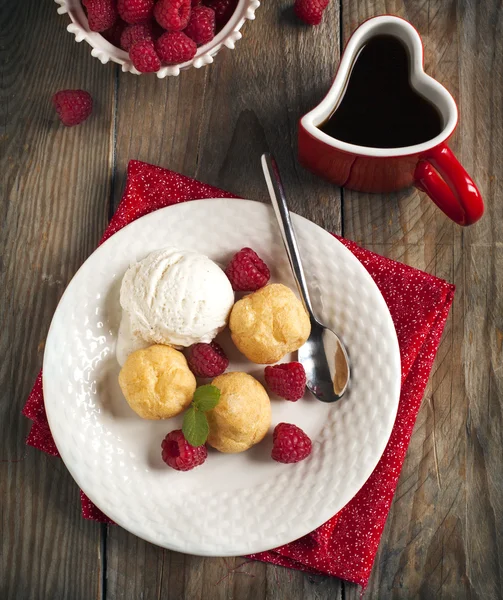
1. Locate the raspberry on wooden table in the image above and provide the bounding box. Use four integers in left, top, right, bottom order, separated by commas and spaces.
52, 90, 93, 127
185, 6, 215, 45
186, 342, 229, 378
294, 0, 330, 25
156, 31, 197, 64
265, 362, 306, 401
161, 430, 208, 471
154, 0, 192, 32
120, 22, 153, 51
224, 247, 270, 292
271, 423, 312, 464
117, 0, 154, 24
129, 39, 161, 72
203, 0, 237, 30
83, 0, 118, 32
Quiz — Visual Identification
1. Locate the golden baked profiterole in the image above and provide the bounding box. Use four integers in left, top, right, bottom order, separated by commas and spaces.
229, 283, 311, 364
119, 345, 196, 419
207, 372, 271, 453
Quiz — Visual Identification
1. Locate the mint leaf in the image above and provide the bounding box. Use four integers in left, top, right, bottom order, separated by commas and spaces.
192, 385, 221, 412
182, 406, 209, 447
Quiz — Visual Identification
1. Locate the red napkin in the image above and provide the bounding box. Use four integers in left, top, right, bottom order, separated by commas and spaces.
23, 160, 454, 589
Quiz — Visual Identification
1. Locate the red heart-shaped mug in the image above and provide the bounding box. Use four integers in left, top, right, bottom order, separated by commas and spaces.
298, 15, 484, 226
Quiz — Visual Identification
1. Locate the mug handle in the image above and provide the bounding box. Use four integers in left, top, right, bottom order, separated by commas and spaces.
414, 143, 484, 226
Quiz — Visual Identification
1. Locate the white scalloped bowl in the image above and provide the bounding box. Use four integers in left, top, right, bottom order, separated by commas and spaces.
54, 0, 260, 77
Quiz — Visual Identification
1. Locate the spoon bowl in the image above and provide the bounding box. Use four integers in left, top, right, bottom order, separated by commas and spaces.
298, 318, 350, 401
261, 154, 350, 402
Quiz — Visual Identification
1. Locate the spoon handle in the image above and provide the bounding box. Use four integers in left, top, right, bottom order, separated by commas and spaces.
261, 153, 315, 319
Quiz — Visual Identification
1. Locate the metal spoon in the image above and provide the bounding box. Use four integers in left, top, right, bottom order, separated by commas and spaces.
261, 153, 350, 402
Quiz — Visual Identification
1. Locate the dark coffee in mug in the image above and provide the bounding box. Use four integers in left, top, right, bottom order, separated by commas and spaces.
319, 35, 443, 148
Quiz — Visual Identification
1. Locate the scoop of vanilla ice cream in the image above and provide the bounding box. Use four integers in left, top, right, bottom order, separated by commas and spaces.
117, 248, 234, 362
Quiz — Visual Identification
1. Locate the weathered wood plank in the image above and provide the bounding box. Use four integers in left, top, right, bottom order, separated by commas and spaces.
0, 0, 115, 598
105, 1, 344, 598
342, 1, 503, 598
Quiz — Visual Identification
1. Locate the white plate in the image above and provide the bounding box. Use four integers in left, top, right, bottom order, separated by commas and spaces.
43, 199, 400, 556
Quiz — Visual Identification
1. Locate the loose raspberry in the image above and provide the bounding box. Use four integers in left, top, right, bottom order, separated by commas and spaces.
271, 423, 312, 464
102, 18, 127, 47
52, 90, 93, 126
203, 0, 237, 29
294, 0, 330, 26
83, 0, 118, 32
161, 429, 207, 471
120, 22, 153, 50
265, 362, 306, 401
154, 0, 191, 31
224, 247, 270, 292
156, 31, 197, 64
185, 6, 215, 45
117, 0, 154, 24
187, 342, 229, 378
129, 39, 161, 72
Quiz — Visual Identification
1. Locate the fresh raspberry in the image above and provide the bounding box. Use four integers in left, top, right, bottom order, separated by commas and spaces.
129, 39, 161, 72
265, 362, 306, 401
156, 31, 197, 64
186, 342, 229, 378
185, 6, 215, 45
52, 90, 93, 126
102, 18, 127, 47
271, 423, 312, 464
117, 0, 154, 24
83, 0, 118, 32
154, 0, 191, 31
192, 0, 202, 5
224, 247, 270, 292
203, 0, 237, 29
161, 429, 207, 471
120, 22, 153, 50
294, 0, 330, 25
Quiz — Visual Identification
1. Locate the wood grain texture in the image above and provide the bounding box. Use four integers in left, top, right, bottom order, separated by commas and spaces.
0, 0, 116, 598
341, 1, 503, 599
2, 0, 502, 598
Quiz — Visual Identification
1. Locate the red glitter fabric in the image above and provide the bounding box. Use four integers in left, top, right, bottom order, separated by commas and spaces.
22, 160, 454, 589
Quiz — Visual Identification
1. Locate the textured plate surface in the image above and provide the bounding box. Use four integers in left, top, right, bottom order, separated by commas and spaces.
43, 199, 401, 556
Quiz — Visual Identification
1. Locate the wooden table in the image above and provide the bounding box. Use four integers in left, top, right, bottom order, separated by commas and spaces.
2, 0, 502, 598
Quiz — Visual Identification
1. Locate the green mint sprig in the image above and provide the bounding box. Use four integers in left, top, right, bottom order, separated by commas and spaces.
182, 385, 221, 447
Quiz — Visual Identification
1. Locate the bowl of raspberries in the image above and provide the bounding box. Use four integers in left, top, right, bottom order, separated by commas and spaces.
54, 0, 260, 76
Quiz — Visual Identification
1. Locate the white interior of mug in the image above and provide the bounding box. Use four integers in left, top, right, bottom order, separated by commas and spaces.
301, 16, 458, 157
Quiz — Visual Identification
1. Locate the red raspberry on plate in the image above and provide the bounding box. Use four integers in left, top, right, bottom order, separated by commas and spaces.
271, 423, 312, 464
294, 0, 330, 25
117, 0, 154, 24
129, 39, 161, 72
52, 90, 93, 127
185, 6, 215, 45
102, 18, 127, 47
83, 0, 118, 32
120, 22, 153, 51
225, 247, 270, 292
156, 31, 197, 64
161, 429, 208, 471
265, 362, 306, 401
187, 341, 229, 378
203, 0, 237, 29
154, 0, 191, 32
